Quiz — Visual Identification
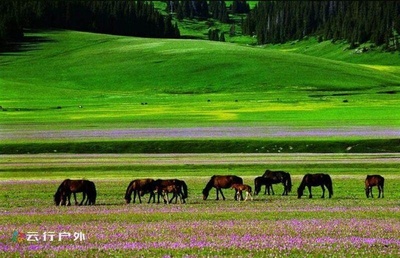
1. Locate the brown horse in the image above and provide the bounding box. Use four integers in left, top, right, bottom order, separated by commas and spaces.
124, 178, 155, 204
262, 170, 292, 195
144, 179, 188, 204
365, 175, 384, 198
231, 183, 253, 201
54, 179, 96, 206
161, 184, 184, 204
202, 175, 243, 200
297, 173, 333, 199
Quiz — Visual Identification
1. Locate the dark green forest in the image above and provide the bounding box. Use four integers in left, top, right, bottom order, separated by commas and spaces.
0, 0, 180, 45
1, 1, 400, 51
242, 1, 400, 50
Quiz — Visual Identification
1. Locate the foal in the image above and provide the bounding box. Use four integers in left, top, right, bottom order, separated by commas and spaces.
231, 183, 253, 201
161, 184, 183, 204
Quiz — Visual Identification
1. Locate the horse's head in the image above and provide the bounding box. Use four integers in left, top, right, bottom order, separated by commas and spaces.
125, 196, 132, 204
202, 189, 209, 200
297, 187, 303, 199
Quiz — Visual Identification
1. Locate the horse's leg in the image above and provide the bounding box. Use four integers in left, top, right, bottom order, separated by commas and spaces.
271, 185, 275, 195
138, 191, 143, 204
378, 185, 382, 198
67, 193, 72, 206
216, 188, 219, 200
79, 192, 86, 206
321, 185, 325, 198
307, 186, 312, 198
219, 189, 226, 200
370, 187, 374, 198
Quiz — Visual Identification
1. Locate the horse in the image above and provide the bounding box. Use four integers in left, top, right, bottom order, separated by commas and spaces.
254, 176, 273, 195
262, 169, 292, 195
202, 175, 243, 200
231, 183, 253, 201
297, 173, 333, 199
124, 178, 155, 204
161, 184, 184, 204
54, 179, 96, 206
365, 175, 384, 198
145, 179, 188, 204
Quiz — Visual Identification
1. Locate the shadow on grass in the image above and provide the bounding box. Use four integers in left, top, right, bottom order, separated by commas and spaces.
0, 29, 57, 56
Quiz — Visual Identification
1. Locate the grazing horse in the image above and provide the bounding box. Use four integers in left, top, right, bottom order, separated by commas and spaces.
54, 179, 97, 206
161, 184, 184, 204
262, 170, 292, 195
297, 173, 333, 199
231, 183, 253, 201
202, 175, 243, 201
145, 179, 188, 204
365, 175, 384, 198
254, 176, 273, 195
124, 178, 155, 204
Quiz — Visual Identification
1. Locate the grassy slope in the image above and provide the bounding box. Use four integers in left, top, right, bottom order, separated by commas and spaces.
1, 30, 400, 131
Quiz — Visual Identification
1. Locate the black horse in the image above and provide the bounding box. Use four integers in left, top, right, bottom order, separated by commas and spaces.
202, 175, 243, 200
262, 170, 292, 195
297, 173, 333, 199
54, 179, 97, 206
254, 176, 273, 195
365, 175, 384, 198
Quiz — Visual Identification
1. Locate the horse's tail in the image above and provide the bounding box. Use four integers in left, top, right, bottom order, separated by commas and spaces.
326, 174, 333, 196
181, 180, 188, 199
124, 181, 134, 203
234, 176, 243, 184
286, 173, 292, 193
89, 181, 97, 205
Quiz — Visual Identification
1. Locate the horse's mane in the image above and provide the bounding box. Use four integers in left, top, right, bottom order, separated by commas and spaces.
202, 176, 216, 195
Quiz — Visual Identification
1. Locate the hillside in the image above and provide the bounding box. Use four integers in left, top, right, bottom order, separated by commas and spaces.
2, 30, 400, 98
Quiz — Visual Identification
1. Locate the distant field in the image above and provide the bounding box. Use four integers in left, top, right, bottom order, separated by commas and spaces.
1, 30, 399, 145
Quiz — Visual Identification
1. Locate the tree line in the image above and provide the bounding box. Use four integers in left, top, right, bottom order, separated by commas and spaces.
242, 1, 400, 50
0, 0, 180, 46
166, 0, 250, 22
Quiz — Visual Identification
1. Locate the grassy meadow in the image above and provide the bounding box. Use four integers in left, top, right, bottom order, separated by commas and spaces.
1, 153, 400, 257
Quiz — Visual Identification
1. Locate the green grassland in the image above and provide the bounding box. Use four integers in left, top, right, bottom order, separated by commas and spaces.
1, 30, 400, 131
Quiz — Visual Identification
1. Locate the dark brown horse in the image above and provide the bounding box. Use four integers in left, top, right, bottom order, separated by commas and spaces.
54, 179, 97, 206
365, 175, 384, 198
297, 173, 333, 199
254, 176, 273, 195
202, 175, 243, 200
124, 178, 155, 204
262, 170, 292, 195
144, 179, 188, 204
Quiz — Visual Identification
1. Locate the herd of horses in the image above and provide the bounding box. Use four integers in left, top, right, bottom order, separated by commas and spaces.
54, 171, 385, 206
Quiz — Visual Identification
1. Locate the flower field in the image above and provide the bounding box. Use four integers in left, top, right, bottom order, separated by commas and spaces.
1, 154, 400, 257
